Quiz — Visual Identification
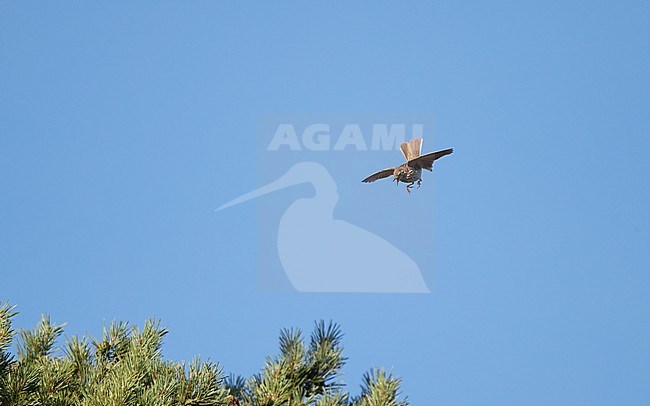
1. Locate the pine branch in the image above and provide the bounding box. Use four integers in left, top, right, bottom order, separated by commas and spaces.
0, 304, 409, 406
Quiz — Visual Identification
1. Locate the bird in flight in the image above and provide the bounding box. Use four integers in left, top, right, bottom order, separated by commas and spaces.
362, 138, 453, 193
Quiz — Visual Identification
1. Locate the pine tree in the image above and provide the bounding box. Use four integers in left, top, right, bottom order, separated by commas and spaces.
0, 301, 408, 405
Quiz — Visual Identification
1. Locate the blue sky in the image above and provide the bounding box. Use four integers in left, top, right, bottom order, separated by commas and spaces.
1, 1, 649, 404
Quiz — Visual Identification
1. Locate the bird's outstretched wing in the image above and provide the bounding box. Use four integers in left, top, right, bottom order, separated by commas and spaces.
408, 148, 453, 171
362, 168, 394, 183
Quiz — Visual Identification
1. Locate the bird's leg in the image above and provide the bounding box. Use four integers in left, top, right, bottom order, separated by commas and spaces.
405, 182, 414, 194
416, 179, 422, 189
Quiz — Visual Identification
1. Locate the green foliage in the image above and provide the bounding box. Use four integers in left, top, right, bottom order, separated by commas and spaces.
0, 302, 18, 378
355, 369, 407, 406
0, 301, 408, 405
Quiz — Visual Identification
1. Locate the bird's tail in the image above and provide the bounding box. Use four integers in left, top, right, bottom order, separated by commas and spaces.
400, 137, 422, 161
